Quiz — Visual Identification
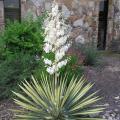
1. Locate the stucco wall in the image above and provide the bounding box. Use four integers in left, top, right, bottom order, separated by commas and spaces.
0, 1, 4, 31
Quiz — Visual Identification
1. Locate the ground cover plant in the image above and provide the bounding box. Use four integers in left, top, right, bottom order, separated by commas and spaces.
13, 2, 104, 120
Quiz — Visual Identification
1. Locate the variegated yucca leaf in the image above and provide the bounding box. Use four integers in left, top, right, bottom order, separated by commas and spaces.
13, 73, 104, 120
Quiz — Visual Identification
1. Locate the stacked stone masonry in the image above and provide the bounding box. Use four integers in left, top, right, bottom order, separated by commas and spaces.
107, 0, 120, 51
21, 0, 100, 47
0, 0, 120, 52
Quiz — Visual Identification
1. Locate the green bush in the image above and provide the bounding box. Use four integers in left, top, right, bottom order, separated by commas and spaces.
75, 44, 100, 66
13, 74, 104, 120
60, 55, 84, 82
0, 16, 45, 99
0, 53, 39, 99
0, 17, 44, 55
83, 46, 99, 66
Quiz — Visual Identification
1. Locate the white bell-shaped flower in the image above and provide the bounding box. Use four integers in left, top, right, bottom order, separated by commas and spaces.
43, 2, 72, 74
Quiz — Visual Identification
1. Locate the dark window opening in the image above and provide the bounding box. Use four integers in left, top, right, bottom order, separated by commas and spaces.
97, 0, 109, 50
4, 0, 21, 23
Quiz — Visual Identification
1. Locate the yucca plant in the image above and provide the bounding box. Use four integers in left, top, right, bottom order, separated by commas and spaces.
13, 73, 104, 120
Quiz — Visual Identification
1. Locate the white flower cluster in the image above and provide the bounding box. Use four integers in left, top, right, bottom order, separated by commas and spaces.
43, 2, 72, 75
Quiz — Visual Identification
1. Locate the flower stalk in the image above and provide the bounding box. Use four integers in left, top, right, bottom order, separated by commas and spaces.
43, 1, 72, 75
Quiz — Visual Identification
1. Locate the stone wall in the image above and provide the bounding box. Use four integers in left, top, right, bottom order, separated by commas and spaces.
68, 0, 100, 46
106, 0, 120, 52
114, 0, 120, 41
21, 0, 52, 19
0, 0, 119, 51
0, 1, 4, 31
21, 0, 100, 47
110, 0, 120, 52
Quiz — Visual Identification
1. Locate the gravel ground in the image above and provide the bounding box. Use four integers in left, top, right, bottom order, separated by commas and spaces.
0, 100, 18, 120
85, 54, 120, 120
0, 53, 120, 120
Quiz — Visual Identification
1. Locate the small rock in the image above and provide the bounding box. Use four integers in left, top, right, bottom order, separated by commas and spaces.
89, 113, 99, 118
73, 19, 83, 27
114, 96, 120, 100
45, 2, 51, 11
62, 5, 71, 19
75, 35, 85, 44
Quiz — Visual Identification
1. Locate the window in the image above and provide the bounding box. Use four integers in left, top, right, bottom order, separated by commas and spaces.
4, 0, 21, 22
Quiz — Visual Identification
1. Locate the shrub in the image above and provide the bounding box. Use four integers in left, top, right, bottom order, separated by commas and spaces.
0, 16, 45, 99
83, 46, 99, 66
75, 43, 100, 66
13, 74, 104, 120
0, 53, 39, 99
60, 55, 84, 82
0, 17, 44, 55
